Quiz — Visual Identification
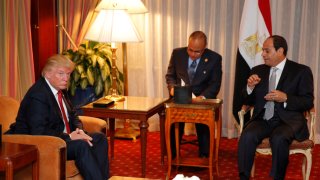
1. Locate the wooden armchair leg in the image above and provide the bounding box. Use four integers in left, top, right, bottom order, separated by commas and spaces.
302, 156, 306, 180
305, 152, 312, 180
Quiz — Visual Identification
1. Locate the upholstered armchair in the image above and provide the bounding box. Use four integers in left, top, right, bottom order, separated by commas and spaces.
0, 96, 107, 180
238, 106, 316, 180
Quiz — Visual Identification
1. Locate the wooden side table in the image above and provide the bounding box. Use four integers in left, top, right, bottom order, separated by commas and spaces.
0, 142, 39, 180
165, 99, 222, 180
82, 96, 169, 177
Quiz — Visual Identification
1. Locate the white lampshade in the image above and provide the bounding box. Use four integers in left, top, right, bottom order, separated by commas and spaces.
85, 9, 142, 43
95, 0, 147, 14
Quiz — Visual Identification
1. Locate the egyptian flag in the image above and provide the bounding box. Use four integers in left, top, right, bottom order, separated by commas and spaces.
232, 0, 272, 123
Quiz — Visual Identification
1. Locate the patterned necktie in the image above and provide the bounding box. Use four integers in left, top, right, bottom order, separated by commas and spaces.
57, 90, 71, 133
264, 67, 278, 120
188, 60, 197, 82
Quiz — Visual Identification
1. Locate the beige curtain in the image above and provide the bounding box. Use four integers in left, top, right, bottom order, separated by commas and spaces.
126, 0, 320, 142
0, 0, 34, 100
57, 0, 100, 52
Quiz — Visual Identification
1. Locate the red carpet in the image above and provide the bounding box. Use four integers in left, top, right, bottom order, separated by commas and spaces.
110, 132, 320, 179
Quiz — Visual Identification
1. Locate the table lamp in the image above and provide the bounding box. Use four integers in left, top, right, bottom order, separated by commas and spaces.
85, 9, 142, 101
94, 0, 147, 95
86, 0, 147, 140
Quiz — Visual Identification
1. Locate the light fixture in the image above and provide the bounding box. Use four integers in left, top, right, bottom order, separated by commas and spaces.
95, 0, 147, 13
85, 9, 142, 101
94, 0, 147, 95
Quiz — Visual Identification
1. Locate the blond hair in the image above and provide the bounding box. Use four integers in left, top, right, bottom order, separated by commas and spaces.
41, 54, 75, 77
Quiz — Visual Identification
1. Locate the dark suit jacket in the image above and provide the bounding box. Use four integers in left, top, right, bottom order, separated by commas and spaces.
166, 47, 222, 98
11, 77, 83, 141
244, 60, 314, 141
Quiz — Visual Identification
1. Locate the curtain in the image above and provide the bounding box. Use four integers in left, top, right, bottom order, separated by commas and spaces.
57, 0, 99, 52
0, 0, 34, 100
126, 0, 320, 142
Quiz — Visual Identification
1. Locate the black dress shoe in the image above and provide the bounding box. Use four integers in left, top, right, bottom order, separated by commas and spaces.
239, 172, 249, 180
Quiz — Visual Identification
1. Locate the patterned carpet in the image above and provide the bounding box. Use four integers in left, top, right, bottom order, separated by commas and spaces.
110, 131, 320, 179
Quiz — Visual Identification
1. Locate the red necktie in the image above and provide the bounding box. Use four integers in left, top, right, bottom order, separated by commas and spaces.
57, 90, 71, 133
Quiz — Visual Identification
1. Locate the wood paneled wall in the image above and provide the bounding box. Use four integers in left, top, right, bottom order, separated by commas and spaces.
31, 0, 58, 80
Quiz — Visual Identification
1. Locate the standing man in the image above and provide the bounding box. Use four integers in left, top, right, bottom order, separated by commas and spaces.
8, 54, 109, 180
238, 35, 314, 180
165, 31, 222, 158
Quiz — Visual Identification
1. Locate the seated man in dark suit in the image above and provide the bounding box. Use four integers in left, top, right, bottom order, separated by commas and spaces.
238, 35, 314, 180
165, 31, 222, 158
8, 54, 109, 180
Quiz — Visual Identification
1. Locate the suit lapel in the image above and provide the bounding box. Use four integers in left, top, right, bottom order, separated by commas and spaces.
193, 50, 209, 83
276, 61, 290, 90
42, 78, 66, 122
181, 50, 191, 84
195, 57, 205, 75
259, 66, 271, 95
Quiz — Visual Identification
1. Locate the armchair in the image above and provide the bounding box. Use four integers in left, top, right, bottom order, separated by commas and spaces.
0, 96, 107, 180
238, 106, 316, 180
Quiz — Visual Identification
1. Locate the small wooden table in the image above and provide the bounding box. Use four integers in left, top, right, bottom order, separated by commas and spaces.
0, 142, 39, 180
81, 96, 169, 178
165, 99, 223, 180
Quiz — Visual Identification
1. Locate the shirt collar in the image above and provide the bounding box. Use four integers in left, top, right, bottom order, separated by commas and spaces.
45, 77, 59, 96
188, 57, 200, 66
274, 58, 287, 71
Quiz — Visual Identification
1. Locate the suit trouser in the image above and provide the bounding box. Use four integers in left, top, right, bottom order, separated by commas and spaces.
67, 132, 109, 180
170, 122, 210, 157
237, 118, 294, 180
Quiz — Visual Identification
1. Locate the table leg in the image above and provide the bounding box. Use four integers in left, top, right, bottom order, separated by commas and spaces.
215, 108, 222, 176
5, 161, 13, 180
32, 157, 39, 180
139, 119, 149, 177
158, 110, 166, 165
109, 118, 115, 159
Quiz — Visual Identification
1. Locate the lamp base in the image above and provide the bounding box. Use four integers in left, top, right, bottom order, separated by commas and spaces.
115, 120, 140, 142
105, 94, 125, 102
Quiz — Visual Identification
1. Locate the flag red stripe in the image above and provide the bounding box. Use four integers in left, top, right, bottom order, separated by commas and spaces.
258, 0, 272, 34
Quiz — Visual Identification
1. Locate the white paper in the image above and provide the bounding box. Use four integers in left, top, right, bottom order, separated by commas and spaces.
181, 79, 186, 86
181, 79, 196, 98
173, 174, 200, 180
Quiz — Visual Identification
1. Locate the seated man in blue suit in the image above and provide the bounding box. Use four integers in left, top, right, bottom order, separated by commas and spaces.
8, 54, 109, 180
165, 31, 222, 158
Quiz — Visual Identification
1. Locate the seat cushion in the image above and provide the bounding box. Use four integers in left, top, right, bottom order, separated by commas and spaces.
79, 115, 107, 133
257, 138, 314, 149
66, 160, 81, 178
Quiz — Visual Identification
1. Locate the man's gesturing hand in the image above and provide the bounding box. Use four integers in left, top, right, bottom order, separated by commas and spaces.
247, 74, 261, 90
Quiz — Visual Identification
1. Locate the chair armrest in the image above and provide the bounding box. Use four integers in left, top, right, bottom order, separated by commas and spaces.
307, 108, 316, 141
237, 105, 253, 134
3, 135, 66, 180
79, 116, 107, 133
